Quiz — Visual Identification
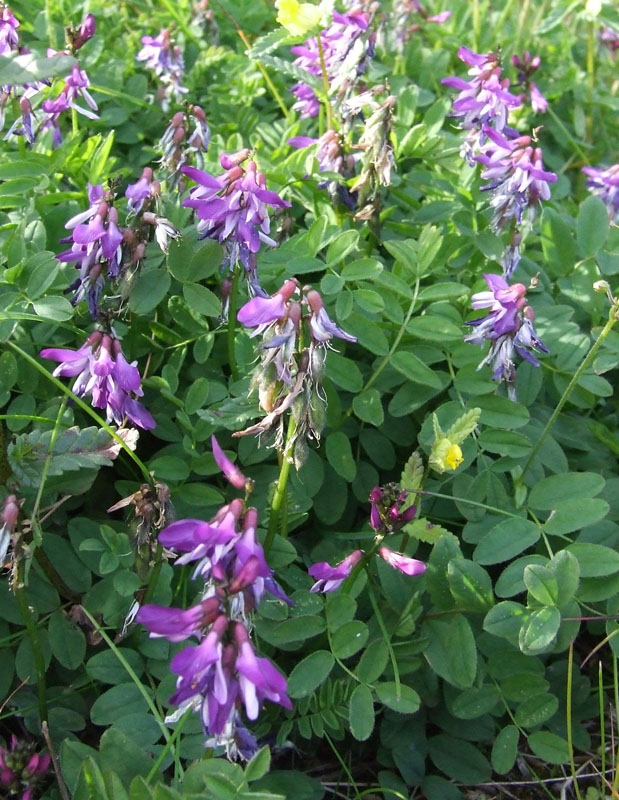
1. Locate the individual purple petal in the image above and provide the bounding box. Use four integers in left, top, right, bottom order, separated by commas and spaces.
308, 549, 364, 593
378, 546, 426, 577
211, 435, 248, 490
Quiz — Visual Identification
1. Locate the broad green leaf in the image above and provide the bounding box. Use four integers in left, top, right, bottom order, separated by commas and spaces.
495, 555, 548, 598
287, 651, 334, 698
523, 564, 559, 606
407, 315, 463, 342
422, 614, 477, 688
479, 429, 532, 458
527, 731, 570, 764
0, 52, 76, 84
349, 684, 374, 741
48, 610, 86, 670
331, 621, 368, 659
528, 472, 605, 509
244, 746, 271, 783
548, 550, 580, 606
326, 229, 359, 265
390, 350, 443, 388
518, 606, 561, 654
491, 725, 519, 774
428, 735, 491, 784
341, 258, 383, 280
32, 295, 74, 321
514, 693, 559, 728
565, 543, 619, 577
129, 270, 171, 314
450, 685, 499, 719
475, 395, 530, 429
483, 601, 528, 647
577, 195, 609, 258
473, 518, 540, 565
182, 282, 221, 317
352, 389, 384, 426
447, 558, 494, 611
543, 498, 609, 535
325, 432, 356, 481
355, 639, 389, 684
375, 682, 420, 714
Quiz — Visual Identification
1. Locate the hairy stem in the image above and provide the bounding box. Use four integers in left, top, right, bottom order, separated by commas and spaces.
264, 415, 297, 553
227, 264, 240, 383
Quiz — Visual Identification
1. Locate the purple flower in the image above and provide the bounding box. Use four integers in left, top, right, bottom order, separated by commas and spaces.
476, 129, 556, 239
0, 7, 19, 56
40, 331, 155, 429
512, 52, 548, 114
137, 29, 187, 111
290, 10, 372, 117
211, 435, 249, 490
169, 614, 229, 707
582, 164, 619, 222
308, 549, 364, 592
442, 47, 521, 160
42, 63, 98, 121
465, 276, 548, 398
182, 155, 290, 273
306, 289, 357, 344
378, 546, 426, 577
137, 596, 221, 642
0, 736, 50, 800
73, 14, 96, 50
369, 485, 416, 533
237, 279, 298, 329
288, 129, 357, 207
233, 622, 292, 718
126, 167, 158, 214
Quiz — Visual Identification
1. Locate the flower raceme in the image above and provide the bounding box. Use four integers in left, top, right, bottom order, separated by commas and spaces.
136, 437, 291, 758
465, 273, 549, 398
181, 153, 290, 277
41, 331, 155, 430
0, 735, 50, 800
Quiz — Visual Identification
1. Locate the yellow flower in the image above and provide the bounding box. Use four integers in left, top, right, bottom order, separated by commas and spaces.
275, 0, 322, 36
445, 443, 463, 471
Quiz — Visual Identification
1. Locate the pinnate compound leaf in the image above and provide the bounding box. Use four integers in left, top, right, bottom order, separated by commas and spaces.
400, 450, 424, 492
446, 408, 481, 443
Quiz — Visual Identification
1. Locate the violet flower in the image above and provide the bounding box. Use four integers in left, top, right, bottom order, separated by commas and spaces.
465, 274, 549, 398
369, 484, 416, 533
288, 129, 357, 207
582, 164, 619, 223
0, 736, 50, 800
40, 331, 155, 429
290, 10, 372, 118
306, 289, 357, 344
137, 597, 221, 642
237, 279, 298, 329
476, 128, 557, 238
233, 622, 292, 719
0, 6, 19, 55
512, 52, 548, 114
137, 29, 187, 111
377, 546, 426, 577
441, 47, 521, 160
42, 63, 98, 121
126, 167, 159, 214
308, 549, 364, 592
72, 13, 96, 50
211, 435, 249, 490
182, 154, 290, 276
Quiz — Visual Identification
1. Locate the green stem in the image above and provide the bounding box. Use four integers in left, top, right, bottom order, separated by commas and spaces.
567, 643, 584, 800
45, 0, 56, 50
316, 33, 334, 132
71, 108, 79, 136
519, 311, 617, 482
366, 578, 400, 698
613, 656, 619, 796
6, 341, 154, 486
264, 415, 297, 553
16, 580, 48, 722
232, 23, 291, 121
586, 20, 595, 144
31, 398, 67, 535
227, 265, 240, 383
472, 0, 480, 50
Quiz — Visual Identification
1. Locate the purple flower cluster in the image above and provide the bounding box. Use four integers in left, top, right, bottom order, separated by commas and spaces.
512, 52, 548, 114
443, 47, 556, 278
0, 7, 97, 148
182, 151, 290, 278
58, 179, 178, 318
582, 163, 619, 222
369, 484, 417, 533
288, 129, 357, 207
136, 28, 187, 111
309, 484, 426, 593
0, 735, 50, 800
290, 10, 372, 118
441, 47, 521, 161
476, 129, 557, 244
465, 273, 549, 398
233, 280, 355, 454
41, 330, 155, 430
137, 438, 291, 758
159, 106, 210, 188
599, 26, 619, 56
389, 0, 451, 52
